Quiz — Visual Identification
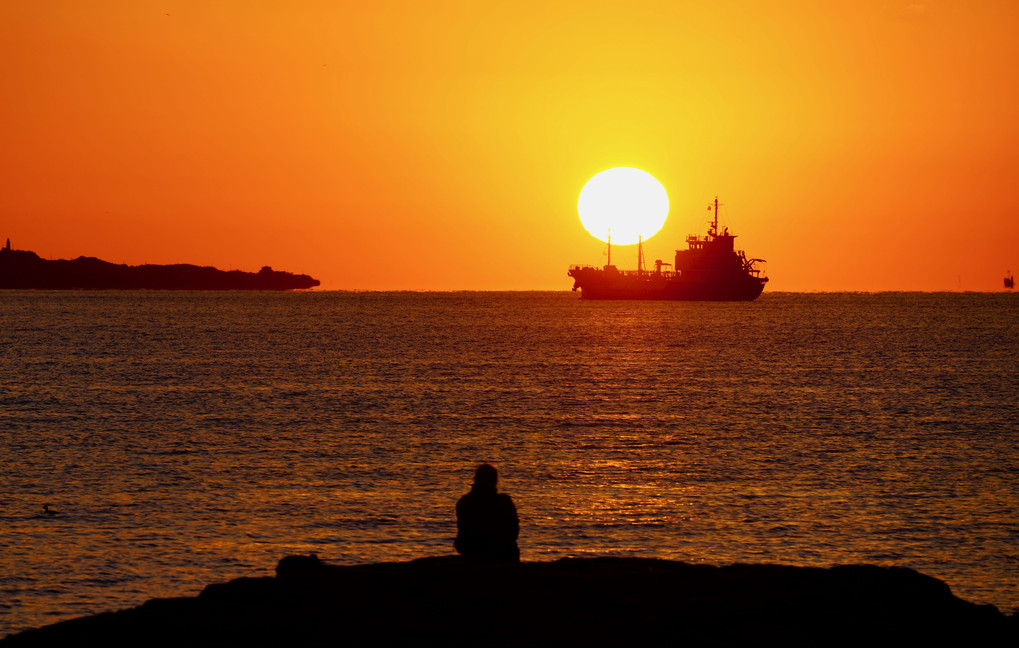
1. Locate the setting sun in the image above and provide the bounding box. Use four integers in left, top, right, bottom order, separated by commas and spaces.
577, 168, 669, 245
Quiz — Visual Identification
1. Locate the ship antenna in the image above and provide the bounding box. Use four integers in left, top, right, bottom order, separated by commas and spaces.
607, 228, 612, 267
638, 235, 644, 273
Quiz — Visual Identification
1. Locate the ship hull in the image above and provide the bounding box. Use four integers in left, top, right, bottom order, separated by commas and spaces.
569, 268, 766, 301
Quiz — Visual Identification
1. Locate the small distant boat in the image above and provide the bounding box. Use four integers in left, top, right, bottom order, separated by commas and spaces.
1006, 272, 1014, 290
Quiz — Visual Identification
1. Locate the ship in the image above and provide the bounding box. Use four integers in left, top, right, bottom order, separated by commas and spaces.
568, 197, 768, 301
1006, 272, 1014, 290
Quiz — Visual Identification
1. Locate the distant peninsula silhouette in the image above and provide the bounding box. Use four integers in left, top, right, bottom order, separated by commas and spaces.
0, 240, 319, 290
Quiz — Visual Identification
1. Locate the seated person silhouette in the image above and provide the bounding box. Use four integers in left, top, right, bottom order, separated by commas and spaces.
454, 463, 520, 563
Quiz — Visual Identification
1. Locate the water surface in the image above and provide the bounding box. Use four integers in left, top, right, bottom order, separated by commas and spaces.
1, 291, 1016, 634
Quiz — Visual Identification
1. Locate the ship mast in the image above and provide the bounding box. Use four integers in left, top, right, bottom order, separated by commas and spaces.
711, 196, 720, 237
606, 228, 612, 267
637, 235, 644, 273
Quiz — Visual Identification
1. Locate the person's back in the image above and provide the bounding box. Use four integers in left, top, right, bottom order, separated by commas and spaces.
454, 463, 519, 563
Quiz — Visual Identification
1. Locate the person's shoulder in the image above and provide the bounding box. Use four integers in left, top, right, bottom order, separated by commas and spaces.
497, 492, 516, 506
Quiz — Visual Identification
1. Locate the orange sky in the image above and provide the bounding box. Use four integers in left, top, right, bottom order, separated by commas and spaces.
2, 1, 1017, 291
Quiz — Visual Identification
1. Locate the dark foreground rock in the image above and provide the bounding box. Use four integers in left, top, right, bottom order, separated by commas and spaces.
4, 556, 1015, 647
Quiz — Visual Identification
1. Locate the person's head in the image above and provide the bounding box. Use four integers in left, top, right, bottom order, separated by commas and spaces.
473, 463, 498, 490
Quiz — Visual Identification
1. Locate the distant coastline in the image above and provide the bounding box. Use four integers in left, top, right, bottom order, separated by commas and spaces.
0, 241, 319, 290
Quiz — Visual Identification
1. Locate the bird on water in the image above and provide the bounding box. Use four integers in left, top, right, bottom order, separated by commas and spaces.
43, 504, 59, 515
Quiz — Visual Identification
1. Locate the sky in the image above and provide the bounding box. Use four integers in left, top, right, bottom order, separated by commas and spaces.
1, 0, 1017, 291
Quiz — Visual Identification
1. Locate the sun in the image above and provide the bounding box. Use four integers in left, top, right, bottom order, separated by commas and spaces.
577, 167, 669, 245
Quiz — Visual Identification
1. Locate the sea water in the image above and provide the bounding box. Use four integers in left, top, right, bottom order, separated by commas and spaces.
1, 291, 1017, 635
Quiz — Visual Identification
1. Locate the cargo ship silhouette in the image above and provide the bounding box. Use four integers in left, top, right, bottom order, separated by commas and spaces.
568, 197, 768, 300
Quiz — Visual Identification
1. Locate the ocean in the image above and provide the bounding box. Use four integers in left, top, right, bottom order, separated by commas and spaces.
1, 291, 1016, 636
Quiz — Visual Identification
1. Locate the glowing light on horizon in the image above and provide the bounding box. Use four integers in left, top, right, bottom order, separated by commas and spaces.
577, 167, 669, 245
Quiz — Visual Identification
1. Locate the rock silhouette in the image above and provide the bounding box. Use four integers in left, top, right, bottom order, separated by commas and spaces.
4, 555, 1014, 646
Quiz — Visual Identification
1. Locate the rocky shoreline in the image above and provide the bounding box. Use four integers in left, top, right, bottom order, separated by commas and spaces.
4, 555, 1015, 646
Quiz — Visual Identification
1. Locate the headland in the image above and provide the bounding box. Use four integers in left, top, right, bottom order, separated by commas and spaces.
0, 240, 319, 290
3, 555, 1014, 646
